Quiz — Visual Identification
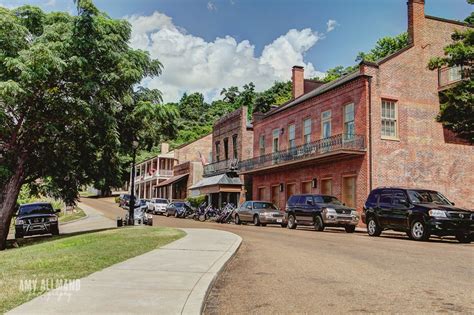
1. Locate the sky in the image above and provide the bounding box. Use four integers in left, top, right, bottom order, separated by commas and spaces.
0, 0, 472, 102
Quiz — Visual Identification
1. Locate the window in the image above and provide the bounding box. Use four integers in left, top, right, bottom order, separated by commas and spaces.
393, 190, 408, 206
344, 103, 355, 139
448, 66, 462, 82
322, 110, 331, 139
272, 129, 279, 153
303, 118, 311, 144
215, 141, 220, 162
288, 124, 296, 149
259, 135, 265, 156
297, 195, 313, 206
223, 137, 229, 160
379, 191, 393, 205
381, 100, 398, 138
287, 195, 299, 207
232, 134, 238, 159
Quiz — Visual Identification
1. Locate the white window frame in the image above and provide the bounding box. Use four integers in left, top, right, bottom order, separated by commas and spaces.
288, 124, 296, 149
321, 110, 332, 139
344, 103, 355, 140
303, 118, 311, 144
272, 128, 279, 153
381, 100, 398, 139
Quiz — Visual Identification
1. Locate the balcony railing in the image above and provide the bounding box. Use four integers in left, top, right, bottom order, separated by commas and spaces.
438, 65, 471, 89
204, 158, 239, 177
136, 169, 173, 181
239, 134, 366, 174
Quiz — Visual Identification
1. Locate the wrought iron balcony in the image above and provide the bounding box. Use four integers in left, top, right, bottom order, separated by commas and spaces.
204, 159, 239, 177
239, 134, 366, 174
438, 65, 471, 90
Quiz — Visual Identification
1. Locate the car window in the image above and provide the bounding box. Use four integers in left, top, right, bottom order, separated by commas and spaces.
287, 195, 299, 207
319, 195, 343, 205
253, 202, 277, 210
297, 196, 313, 205
366, 191, 379, 206
408, 190, 451, 205
240, 201, 249, 209
19, 204, 54, 215
392, 191, 408, 206
379, 191, 393, 206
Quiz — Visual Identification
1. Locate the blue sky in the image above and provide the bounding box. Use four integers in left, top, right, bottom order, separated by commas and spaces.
1, 0, 471, 101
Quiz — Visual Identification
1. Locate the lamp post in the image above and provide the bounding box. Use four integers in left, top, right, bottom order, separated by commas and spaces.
129, 139, 139, 225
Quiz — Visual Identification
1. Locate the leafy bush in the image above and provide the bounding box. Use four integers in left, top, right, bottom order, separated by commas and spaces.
186, 195, 207, 208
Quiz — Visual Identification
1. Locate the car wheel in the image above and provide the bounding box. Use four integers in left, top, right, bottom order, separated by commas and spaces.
281, 223, 288, 228
287, 214, 297, 229
410, 220, 430, 241
455, 233, 471, 243
261, 223, 267, 227
344, 225, 356, 233
234, 214, 241, 225
314, 215, 325, 231
253, 215, 261, 226
174, 211, 179, 218
15, 233, 23, 239
367, 217, 382, 237
165, 211, 169, 217
52, 228, 59, 236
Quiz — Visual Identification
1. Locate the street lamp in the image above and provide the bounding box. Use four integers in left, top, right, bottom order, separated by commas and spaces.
129, 139, 139, 225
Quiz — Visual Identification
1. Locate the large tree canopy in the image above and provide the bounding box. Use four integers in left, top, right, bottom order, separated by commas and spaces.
0, 1, 165, 249
429, 26, 473, 143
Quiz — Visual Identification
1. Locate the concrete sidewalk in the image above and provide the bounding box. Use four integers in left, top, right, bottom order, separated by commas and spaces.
59, 201, 116, 234
8, 228, 242, 315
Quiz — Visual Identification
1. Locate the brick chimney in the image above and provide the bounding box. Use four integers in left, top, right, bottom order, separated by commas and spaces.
407, 0, 425, 46
161, 142, 169, 154
292, 66, 304, 99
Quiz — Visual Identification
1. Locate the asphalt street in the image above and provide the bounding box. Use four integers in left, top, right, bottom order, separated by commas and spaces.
82, 197, 474, 314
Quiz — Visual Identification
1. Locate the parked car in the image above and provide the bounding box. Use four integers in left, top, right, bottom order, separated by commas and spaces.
165, 201, 193, 218
147, 198, 169, 215
119, 193, 131, 208
124, 199, 152, 225
15, 202, 60, 239
234, 201, 285, 227
285, 194, 359, 232
363, 187, 474, 243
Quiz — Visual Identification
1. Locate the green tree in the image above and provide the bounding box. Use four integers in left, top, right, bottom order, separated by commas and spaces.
0, 1, 162, 249
428, 27, 474, 143
356, 32, 409, 63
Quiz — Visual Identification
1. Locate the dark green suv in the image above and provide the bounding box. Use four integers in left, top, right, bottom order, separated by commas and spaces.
363, 188, 473, 243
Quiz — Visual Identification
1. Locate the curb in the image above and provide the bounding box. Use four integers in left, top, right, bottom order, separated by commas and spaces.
179, 230, 243, 315
200, 234, 242, 315
59, 212, 89, 226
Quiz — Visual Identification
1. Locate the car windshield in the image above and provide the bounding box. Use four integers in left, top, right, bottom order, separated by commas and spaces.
140, 200, 147, 205
318, 196, 343, 205
19, 204, 54, 215
174, 202, 185, 208
408, 190, 452, 205
253, 202, 277, 210
155, 199, 167, 204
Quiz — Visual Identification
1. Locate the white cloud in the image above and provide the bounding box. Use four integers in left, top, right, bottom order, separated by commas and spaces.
127, 11, 325, 102
45, 0, 56, 6
326, 19, 338, 32
207, 1, 217, 11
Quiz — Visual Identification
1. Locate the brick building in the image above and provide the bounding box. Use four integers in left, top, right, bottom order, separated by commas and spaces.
190, 106, 254, 207
133, 133, 212, 200
239, 0, 473, 213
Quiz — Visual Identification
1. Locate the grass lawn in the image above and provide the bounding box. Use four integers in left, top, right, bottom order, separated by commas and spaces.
58, 207, 87, 223
0, 227, 185, 313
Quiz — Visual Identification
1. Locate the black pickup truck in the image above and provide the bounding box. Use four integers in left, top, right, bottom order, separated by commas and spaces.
15, 202, 60, 239
285, 194, 360, 232
363, 187, 473, 243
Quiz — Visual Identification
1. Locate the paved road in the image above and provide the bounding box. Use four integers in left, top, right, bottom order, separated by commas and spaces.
82, 198, 474, 314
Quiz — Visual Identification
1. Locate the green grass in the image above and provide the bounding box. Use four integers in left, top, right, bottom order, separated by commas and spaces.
0, 227, 185, 313
58, 207, 86, 223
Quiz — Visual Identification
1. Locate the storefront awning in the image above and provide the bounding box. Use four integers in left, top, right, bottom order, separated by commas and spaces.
190, 173, 242, 191
155, 173, 189, 188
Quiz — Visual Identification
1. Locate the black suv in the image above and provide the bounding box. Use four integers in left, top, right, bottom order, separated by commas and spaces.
363, 188, 473, 243
15, 202, 60, 239
285, 194, 359, 232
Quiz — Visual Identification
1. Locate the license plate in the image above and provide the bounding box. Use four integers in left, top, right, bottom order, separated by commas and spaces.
277, 219, 282, 223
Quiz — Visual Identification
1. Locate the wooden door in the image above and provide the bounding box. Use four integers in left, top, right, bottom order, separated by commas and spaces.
301, 181, 311, 194
321, 178, 332, 195
271, 185, 279, 208
342, 176, 356, 208
286, 183, 296, 201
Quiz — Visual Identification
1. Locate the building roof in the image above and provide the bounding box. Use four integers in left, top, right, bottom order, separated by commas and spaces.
263, 72, 368, 119
190, 173, 242, 190
155, 173, 189, 188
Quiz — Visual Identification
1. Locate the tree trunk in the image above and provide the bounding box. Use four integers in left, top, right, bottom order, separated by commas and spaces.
0, 155, 26, 250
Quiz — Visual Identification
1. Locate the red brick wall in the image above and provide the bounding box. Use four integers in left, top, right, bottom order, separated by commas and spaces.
174, 133, 212, 164
253, 77, 369, 156
212, 106, 253, 162
367, 15, 474, 209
